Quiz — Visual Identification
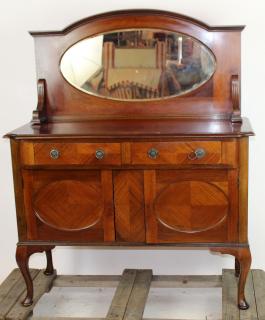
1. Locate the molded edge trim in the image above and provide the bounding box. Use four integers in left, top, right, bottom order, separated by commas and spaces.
29, 9, 245, 36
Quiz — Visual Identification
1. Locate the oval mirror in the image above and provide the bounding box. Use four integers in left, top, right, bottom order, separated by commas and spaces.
60, 29, 216, 101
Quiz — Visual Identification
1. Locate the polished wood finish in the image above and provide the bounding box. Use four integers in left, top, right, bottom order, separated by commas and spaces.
15, 245, 55, 306
235, 258, 241, 277
131, 141, 222, 165
5, 118, 253, 140
44, 249, 54, 276
231, 75, 242, 123
114, 171, 145, 242
4, 10, 253, 310
211, 246, 252, 310
26, 10, 243, 122
20, 140, 237, 167
238, 137, 249, 242
144, 169, 238, 243
21, 169, 115, 242
21, 142, 121, 165
31, 79, 47, 125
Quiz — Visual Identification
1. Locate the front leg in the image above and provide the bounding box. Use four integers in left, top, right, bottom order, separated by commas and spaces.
16, 245, 55, 306
16, 246, 33, 307
211, 246, 252, 310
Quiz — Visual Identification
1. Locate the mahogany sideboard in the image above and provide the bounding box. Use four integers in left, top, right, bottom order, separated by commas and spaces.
4, 10, 254, 310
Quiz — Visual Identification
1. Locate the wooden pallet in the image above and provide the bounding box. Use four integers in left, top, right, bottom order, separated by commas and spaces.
0, 268, 264, 320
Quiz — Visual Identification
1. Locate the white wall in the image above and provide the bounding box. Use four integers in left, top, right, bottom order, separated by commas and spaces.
0, 0, 265, 282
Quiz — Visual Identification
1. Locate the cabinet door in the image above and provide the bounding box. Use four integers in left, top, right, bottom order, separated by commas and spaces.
144, 170, 238, 243
22, 170, 115, 242
114, 171, 145, 242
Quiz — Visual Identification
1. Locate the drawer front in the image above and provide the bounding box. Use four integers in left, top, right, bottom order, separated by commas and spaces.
130, 141, 236, 166
21, 142, 121, 165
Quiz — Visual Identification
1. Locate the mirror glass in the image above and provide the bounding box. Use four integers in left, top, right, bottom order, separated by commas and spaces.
60, 29, 216, 100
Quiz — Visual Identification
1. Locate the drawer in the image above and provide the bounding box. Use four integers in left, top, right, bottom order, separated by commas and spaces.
130, 141, 236, 166
21, 142, 121, 165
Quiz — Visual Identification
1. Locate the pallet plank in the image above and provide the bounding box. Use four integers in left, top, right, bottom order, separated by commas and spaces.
252, 269, 265, 320
123, 270, 153, 320
106, 269, 137, 320
152, 275, 222, 288
0, 270, 29, 303
31, 318, 201, 320
222, 269, 240, 320
6, 270, 57, 320
53, 274, 221, 289
53, 275, 121, 288
31, 318, 104, 320
239, 270, 258, 320
0, 269, 40, 320
30, 317, 103, 320
31, 318, 199, 320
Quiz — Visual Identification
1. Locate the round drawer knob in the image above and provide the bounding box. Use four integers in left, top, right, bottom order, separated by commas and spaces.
95, 149, 105, 160
148, 148, 159, 159
188, 148, 206, 160
50, 149, 60, 160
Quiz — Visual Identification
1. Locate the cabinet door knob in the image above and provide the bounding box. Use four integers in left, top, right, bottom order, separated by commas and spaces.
148, 148, 159, 159
188, 148, 206, 160
95, 149, 105, 160
50, 149, 60, 159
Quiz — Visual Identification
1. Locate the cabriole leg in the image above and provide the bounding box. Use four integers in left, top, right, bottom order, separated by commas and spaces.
211, 246, 252, 310
16, 245, 55, 307
16, 246, 33, 307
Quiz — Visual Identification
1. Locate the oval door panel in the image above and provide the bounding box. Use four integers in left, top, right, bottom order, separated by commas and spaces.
33, 180, 104, 231
154, 181, 228, 233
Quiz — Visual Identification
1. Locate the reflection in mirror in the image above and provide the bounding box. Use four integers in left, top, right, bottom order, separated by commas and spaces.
60, 29, 216, 100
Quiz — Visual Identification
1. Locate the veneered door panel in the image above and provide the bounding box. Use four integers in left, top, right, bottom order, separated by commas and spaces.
114, 170, 146, 242
144, 169, 238, 243
22, 169, 115, 242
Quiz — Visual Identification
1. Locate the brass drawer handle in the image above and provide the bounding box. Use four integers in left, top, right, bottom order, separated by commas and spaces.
50, 149, 60, 159
188, 148, 206, 160
148, 148, 159, 159
95, 149, 105, 160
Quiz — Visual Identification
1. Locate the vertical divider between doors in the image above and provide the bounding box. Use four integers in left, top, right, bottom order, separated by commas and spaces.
144, 170, 157, 243
101, 170, 116, 242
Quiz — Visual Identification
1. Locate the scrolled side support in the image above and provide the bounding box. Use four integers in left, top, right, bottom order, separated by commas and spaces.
231, 74, 242, 123
31, 79, 47, 125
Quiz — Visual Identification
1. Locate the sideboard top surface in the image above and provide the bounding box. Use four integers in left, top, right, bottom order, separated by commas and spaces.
5, 118, 253, 140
